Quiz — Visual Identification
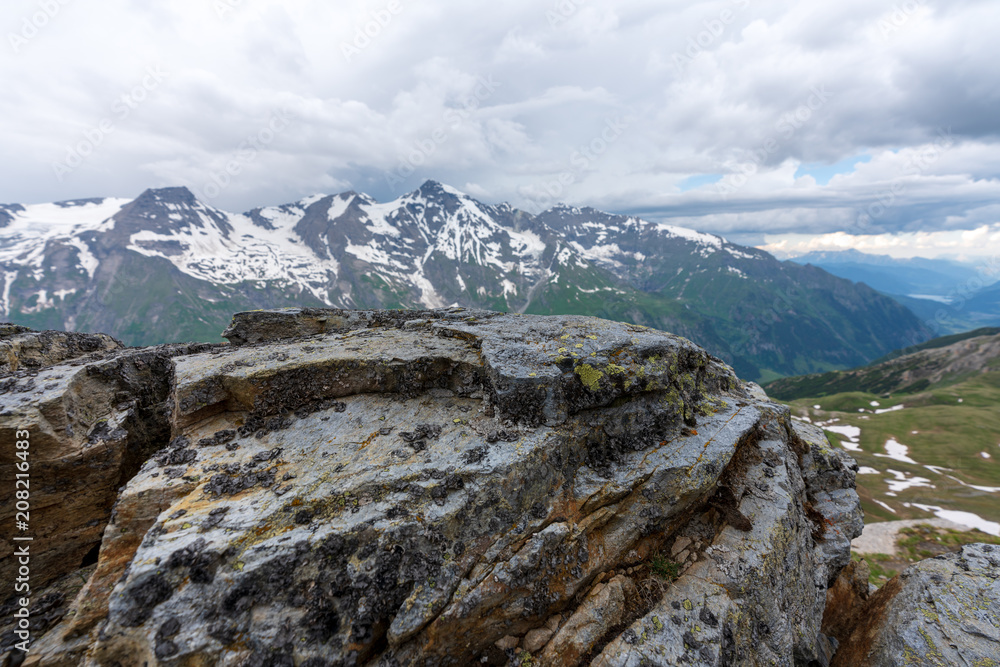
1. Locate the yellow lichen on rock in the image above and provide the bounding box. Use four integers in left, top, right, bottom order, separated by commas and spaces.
575, 364, 604, 391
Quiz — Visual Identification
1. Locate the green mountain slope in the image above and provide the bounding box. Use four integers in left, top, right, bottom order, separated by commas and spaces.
764, 330, 1000, 531
764, 329, 1000, 400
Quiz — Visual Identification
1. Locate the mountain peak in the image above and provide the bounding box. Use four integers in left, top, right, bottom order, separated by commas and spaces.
106, 186, 232, 241
416, 180, 465, 199
135, 186, 201, 207
52, 197, 108, 209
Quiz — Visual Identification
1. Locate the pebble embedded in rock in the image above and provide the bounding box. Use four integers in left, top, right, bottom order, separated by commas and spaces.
522, 627, 554, 653
494, 635, 519, 651
670, 536, 693, 557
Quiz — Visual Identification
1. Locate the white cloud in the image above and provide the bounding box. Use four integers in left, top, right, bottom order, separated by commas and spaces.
0, 0, 997, 258
760, 223, 1000, 259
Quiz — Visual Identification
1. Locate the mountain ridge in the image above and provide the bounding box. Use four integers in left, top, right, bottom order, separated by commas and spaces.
0, 181, 931, 381
763, 328, 1000, 400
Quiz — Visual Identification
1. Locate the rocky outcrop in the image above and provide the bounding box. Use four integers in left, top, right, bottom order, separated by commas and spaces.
586, 420, 861, 667
832, 544, 1000, 666
821, 559, 874, 646
3, 309, 865, 666
0, 326, 121, 375
0, 334, 214, 592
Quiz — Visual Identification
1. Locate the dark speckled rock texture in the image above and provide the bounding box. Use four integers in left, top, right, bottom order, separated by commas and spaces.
4, 310, 868, 666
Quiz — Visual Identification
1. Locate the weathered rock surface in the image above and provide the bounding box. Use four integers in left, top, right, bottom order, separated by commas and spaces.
0, 325, 121, 375
3, 310, 868, 666
541, 574, 637, 664
588, 421, 861, 667
832, 543, 1000, 666
0, 322, 212, 594
821, 559, 873, 646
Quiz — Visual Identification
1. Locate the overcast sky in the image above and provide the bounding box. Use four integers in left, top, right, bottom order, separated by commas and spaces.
2, 0, 998, 257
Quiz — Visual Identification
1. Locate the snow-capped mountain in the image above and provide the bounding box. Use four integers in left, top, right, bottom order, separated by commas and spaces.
0, 181, 931, 380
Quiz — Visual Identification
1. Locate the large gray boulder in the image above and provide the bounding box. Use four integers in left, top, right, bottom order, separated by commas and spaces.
833, 543, 1000, 666
5, 310, 864, 666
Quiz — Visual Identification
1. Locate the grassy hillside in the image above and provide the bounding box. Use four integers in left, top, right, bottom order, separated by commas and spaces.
854, 524, 1000, 586
770, 331, 1000, 530
871, 326, 1000, 363
764, 330, 1000, 400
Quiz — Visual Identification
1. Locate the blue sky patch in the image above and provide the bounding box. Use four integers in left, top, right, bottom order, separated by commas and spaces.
795, 154, 872, 186
678, 174, 723, 192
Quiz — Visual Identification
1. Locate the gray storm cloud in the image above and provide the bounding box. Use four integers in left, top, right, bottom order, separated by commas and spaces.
1, 0, 997, 254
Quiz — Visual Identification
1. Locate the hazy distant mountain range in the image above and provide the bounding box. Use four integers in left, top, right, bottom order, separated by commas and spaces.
0, 181, 931, 381
790, 249, 1000, 335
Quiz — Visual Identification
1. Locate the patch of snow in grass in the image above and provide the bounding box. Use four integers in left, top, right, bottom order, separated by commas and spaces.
943, 473, 1000, 493
885, 469, 934, 493
873, 500, 896, 514
874, 404, 905, 415
858, 467, 880, 475
907, 504, 1000, 536
826, 424, 862, 452
870, 401, 880, 407
826, 425, 860, 439
874, 438, 919, 465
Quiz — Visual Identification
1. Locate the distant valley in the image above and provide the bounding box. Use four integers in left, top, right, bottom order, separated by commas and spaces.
790, 249, 1000, 336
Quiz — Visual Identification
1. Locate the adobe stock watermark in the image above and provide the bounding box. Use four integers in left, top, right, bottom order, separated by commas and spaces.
384, 75, 501, 189
52, 65, 169, 183
214, 0, 244, 19
878, 0, 925, 41
546, 0, 586, 28
197, 109, 295, 201
11, 427, 33, 657
8, 0, 72, 54
671, 0, 751, 77
524, 115, 630, 213
341, 0, 403, 62
848, 128, 954, 236
716, 85, 834, 198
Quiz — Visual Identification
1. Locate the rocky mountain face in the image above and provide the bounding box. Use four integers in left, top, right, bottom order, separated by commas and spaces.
2, 310, 995, 665
0, 182, 931, 381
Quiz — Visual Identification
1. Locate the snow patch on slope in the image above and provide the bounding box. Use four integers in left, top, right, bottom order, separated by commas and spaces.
874, 438, 919, 465
127, 204, 343, 305
655, 222, 723, 248
0, 199, 130, 275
